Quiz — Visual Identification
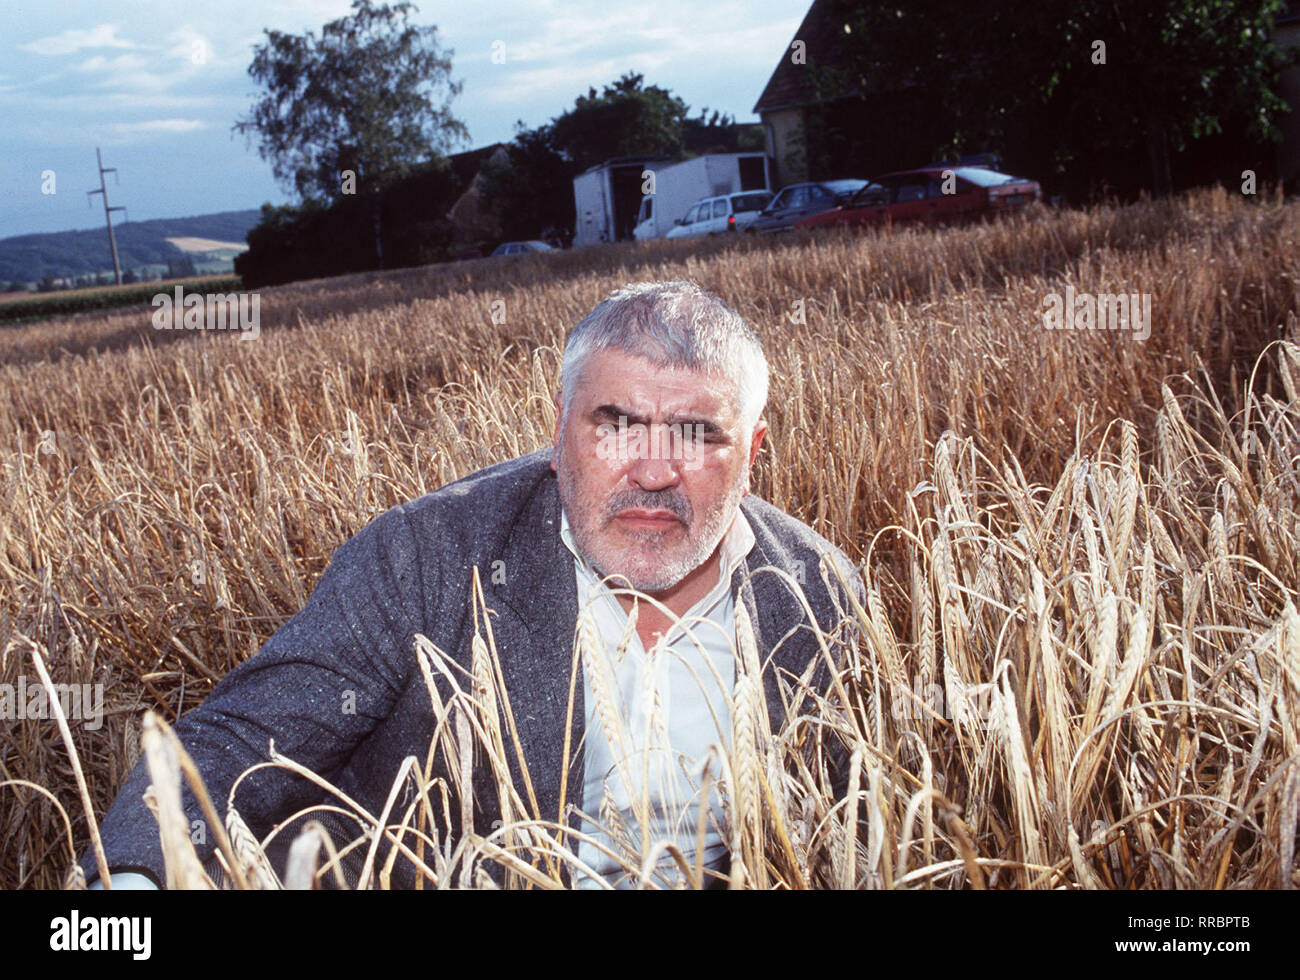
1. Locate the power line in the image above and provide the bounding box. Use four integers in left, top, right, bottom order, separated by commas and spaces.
87, 147, 127, 285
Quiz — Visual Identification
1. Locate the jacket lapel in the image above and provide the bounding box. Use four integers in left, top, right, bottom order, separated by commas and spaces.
487, 471, 586, 842
733, 497, 825, 734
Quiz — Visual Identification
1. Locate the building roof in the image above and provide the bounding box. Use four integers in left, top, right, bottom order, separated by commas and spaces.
753, 0, 855, 114
448, 142, 507, 186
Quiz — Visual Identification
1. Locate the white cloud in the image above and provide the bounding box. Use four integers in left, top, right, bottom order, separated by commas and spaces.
107, 118, 209, 137
72, 53, 175, 93
20, 24, 136, 57
70, 45, 230, 96
74, 53, 151, 74
100, 92, 224, 111
17, 22, 232, 100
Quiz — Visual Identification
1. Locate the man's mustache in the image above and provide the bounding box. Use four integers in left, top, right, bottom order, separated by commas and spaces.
604, 488, 692, 525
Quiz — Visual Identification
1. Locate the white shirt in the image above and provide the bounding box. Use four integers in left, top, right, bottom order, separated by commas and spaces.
561, 505, 755, 888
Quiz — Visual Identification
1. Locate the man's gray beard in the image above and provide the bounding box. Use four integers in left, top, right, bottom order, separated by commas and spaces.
554, 446, 747, 593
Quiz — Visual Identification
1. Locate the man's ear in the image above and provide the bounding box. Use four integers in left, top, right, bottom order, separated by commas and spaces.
742, 419, 767, 495
748, 418, 767, 470
551, 393, 563, 472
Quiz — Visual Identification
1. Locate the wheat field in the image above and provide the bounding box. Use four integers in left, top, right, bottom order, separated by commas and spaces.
2, 187, 1298, 888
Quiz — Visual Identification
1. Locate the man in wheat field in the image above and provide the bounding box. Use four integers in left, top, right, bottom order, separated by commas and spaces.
82, 279, 863, 890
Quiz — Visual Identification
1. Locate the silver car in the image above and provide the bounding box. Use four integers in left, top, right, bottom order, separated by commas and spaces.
490, 240, 558, 256
666, 192, 773, 239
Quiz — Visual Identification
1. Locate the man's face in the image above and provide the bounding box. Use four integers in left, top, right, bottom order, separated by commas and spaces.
552, 348, 766, 593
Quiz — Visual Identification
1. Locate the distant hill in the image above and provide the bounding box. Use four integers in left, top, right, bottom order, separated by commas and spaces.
0, 210, 261, 285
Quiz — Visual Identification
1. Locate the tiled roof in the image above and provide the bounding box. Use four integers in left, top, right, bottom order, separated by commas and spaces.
753, 0, 854, 114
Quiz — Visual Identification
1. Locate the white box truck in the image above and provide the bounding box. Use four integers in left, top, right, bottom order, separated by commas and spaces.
572, 156, 673, 248
632, 153, 771, 241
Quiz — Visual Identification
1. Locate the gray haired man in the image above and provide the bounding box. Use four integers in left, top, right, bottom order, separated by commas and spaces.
83, 279, 863, 889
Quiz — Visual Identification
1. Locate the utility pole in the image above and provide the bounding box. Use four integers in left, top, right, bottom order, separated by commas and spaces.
87, 147, 126, 285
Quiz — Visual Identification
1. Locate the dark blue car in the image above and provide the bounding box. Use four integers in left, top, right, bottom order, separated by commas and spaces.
745, 180, 870, 233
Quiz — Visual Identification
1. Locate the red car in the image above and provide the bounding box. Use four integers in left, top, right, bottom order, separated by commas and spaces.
796, 167, 1041, 231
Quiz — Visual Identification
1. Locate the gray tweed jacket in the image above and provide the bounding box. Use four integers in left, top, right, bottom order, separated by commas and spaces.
79, 449, 863, 887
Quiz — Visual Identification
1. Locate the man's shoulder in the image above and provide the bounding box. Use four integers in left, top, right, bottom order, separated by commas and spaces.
324, 448, 556, 573
739, 493, 861, 594
739, 492, 853, 562
396, 448, 554, 519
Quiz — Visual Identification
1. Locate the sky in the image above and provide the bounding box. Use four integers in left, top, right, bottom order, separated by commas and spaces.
0, 0, 806, 239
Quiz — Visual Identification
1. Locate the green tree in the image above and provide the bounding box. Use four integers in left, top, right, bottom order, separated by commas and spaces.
549, 72, 689, 171
166, 255, 198, 279
818, 0, 1294, 197
477, 125, 576, 243
233, 0, 468, 266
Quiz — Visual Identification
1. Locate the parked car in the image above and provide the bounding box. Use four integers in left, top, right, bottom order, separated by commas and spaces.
745, 180, 870, 233
796, 167, 1041, 231
663, 191, 774, 239
490, 240, 558, 256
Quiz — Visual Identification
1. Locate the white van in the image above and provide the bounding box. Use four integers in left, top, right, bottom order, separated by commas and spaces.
631, 154, 771, 241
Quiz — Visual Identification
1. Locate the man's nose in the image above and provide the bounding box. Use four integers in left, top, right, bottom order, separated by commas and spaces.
627, 426, 682, 489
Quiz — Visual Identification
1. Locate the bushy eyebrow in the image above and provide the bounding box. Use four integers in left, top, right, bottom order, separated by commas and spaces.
590, 404, 726, 435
